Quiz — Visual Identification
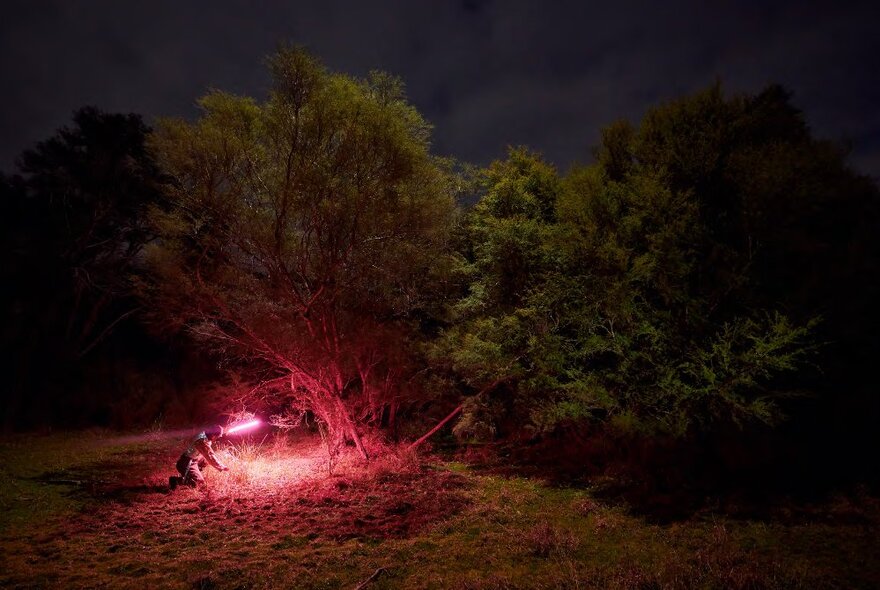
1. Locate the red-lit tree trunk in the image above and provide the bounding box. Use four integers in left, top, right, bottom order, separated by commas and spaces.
335, 396, 368, 460
292, 371, 369, 461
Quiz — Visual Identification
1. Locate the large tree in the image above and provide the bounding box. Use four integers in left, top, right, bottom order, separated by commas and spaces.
1, 107, 163, 428
435, 85, 875, 439
145, 48, 455, 457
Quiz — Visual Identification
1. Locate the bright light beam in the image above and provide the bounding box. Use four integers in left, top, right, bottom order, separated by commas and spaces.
226, 419, 261, 435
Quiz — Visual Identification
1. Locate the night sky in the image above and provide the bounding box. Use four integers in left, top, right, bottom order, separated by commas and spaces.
2, 0, 879, 177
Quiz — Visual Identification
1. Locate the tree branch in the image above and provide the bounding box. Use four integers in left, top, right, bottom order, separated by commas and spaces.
77, 308, 139, 358
353, 567, 386, 590
407, 405, 462, 451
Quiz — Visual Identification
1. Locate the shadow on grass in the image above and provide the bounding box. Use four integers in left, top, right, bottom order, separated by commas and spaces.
29, 454, 174, 504
451, 435, 879, 526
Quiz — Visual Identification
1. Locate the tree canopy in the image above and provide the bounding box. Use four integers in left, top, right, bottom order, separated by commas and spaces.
433, 84, 878, 440
144, 48, 456, 456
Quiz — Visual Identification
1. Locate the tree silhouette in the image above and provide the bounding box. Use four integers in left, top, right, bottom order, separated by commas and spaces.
1, 107, 163, 427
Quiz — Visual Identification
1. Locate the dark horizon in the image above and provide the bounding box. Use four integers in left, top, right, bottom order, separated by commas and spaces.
2, 0, 879, 178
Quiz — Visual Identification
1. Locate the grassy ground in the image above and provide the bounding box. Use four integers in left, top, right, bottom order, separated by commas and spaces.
0, 431, 877, 589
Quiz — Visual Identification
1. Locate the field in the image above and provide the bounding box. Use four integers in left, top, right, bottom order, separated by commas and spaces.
0, 430, 878, 589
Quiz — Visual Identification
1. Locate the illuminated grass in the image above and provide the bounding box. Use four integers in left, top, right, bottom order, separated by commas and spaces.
211, 435, 330, 494
0, 432, 878, 589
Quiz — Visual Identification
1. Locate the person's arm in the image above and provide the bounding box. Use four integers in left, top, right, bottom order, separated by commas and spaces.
194, 439, 228, 471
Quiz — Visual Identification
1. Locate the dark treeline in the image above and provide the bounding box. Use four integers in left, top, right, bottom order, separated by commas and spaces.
437, 86, 880, 509
0, 107, 216, 430
2, 50, 878, 501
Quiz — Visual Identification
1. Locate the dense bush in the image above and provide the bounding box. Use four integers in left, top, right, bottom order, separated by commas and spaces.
433, 85, 879, 449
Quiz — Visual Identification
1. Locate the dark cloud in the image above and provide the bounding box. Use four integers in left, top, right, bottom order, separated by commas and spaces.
1, 0, 878, 177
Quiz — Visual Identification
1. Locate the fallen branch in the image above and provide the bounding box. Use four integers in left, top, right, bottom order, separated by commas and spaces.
407, 405, 462, 451
77, 308, 139, 358
408, 377, 513, 452
354, 567, 386, 590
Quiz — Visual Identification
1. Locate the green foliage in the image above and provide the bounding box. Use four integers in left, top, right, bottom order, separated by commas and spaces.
664, 313, 819, 433
143, 47, 455, 445
432, 85, 857, 437
430, 150, 558, 392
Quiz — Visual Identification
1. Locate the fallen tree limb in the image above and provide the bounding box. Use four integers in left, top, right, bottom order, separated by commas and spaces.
407, 377, 513, 452
407, 405, 462, 451
354, 567, 386, 590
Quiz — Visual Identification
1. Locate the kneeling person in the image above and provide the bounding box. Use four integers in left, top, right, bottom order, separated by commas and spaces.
169, 426, 229, 490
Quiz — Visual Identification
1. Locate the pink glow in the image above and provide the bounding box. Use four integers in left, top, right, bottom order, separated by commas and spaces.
226, 419, 261, 435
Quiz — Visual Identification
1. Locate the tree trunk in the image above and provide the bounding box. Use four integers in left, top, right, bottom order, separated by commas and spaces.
291, 374, 370, 461
349, 423, 369, 460
388, 402, 398, 440
336, 396, 369, 460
